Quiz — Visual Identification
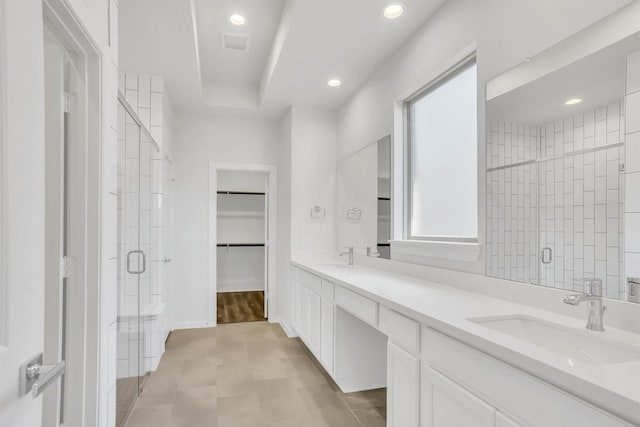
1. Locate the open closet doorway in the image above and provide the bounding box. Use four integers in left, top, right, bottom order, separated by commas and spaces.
209, 164, 277, 326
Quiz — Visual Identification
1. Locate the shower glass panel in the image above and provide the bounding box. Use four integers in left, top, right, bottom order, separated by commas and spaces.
116, 98, 160, 427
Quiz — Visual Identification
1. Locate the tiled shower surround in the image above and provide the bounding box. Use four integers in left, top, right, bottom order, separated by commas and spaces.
117, 74, 167, 377
487, 101, 626, 299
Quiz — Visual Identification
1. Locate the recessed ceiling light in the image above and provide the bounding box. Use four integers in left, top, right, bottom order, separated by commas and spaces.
230, 14, 245, 25
383, 3, 404, 19
327, 79, 342, 87
565, 98, 582, 105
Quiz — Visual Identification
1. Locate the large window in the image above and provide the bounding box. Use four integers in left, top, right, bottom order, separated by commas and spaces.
406, 58, 478, 242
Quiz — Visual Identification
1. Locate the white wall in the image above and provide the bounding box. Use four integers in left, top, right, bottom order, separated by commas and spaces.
336, 0, 634, 273
290, 106, 338, 260
271, 106, 339, 334
172, 113, 280, 327
276, 108, 293, 333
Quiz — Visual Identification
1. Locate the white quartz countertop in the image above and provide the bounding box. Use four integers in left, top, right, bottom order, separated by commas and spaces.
291, 260, 640, 424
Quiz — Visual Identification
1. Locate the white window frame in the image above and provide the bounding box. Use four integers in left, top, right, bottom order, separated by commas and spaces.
403, 54, 478, 243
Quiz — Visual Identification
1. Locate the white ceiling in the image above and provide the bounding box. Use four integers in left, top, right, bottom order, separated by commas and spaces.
119, 0, 447, 116
487, 32, 640, 124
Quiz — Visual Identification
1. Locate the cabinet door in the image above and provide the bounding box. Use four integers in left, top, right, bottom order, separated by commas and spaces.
298, 285, 309, 343
307, 289, 321, 357
293, 282, 301, 333
388, 341, 420, 427
320, 299, 334, 373
496, 413, 522, 427
421, 364, 495, 427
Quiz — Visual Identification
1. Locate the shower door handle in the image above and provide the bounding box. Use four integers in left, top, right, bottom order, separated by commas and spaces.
541, 247, 552, 264
126, 250, 147, 274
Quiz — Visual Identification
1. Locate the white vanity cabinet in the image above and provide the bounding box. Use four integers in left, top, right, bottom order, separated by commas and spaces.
320, 280, 335, 374
290, 264, 636, 427
293, 268, 322, 357
387, 341, 420, 427
421, 327, 631, 427
381, 306, 422, 427
292, 268, 336, 371
421, 364, 495, 427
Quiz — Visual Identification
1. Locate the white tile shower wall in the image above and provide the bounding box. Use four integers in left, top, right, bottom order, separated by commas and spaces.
116, 74, 167, 377
486, 123, 539, 284
625, 51, 640, 290
538, 104, 625, 299
487, 101, 626, 299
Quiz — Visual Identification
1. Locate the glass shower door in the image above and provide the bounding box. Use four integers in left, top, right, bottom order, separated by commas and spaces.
116, 102, 145, 427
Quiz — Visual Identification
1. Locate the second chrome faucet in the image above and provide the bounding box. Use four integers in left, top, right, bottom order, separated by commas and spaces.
563, 278, 607, 331
339, 247, 354, 266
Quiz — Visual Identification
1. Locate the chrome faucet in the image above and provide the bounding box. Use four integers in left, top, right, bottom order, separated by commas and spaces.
563, 278, 607, 331
339, 247, 354, 266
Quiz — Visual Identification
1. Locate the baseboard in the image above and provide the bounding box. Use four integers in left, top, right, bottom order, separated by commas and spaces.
172, 320, 215, 330
276, 318, 298, 338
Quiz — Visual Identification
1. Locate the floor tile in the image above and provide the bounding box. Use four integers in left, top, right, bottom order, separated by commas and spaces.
123, 322, 386, 427
125, 404, 172, 427
353, 406, 386, 427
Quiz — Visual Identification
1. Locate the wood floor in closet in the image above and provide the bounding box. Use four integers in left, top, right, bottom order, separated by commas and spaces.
217, 291, 265, 324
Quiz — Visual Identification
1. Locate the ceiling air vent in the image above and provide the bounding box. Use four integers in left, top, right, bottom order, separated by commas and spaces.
220, 32, 251, 52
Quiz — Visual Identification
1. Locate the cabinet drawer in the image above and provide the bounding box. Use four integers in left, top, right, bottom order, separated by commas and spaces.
335, 286, 378, 326
297, 268, 322, 295
321, 280, 335, 302
421, 327, 632, 427
379, 306, 420, 354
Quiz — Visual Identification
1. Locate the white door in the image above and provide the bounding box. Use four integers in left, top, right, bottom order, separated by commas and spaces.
320, 299, 334, 373
307, 289, 321, 357
421, 364, 496, 427
387, 341, 420, 427
0, 2, 58, 426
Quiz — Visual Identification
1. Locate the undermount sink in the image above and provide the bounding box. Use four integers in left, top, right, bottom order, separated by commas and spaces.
469, 315, 640, 365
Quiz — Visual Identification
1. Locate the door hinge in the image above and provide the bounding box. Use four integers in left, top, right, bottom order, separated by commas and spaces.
63, 91, 77, 113
62, 256, 77, 278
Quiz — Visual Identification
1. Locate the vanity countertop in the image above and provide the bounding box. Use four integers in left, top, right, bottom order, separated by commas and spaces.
291, 260, 640, 424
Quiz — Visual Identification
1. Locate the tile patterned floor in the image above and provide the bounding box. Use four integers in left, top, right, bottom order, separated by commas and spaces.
124, 322, 386, 427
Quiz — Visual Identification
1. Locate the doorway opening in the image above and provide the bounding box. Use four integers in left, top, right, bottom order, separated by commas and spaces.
209, 164, 277, 326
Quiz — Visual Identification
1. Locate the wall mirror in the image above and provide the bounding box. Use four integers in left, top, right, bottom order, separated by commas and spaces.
337, 136, 392, 259
485, 31, 640, 300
